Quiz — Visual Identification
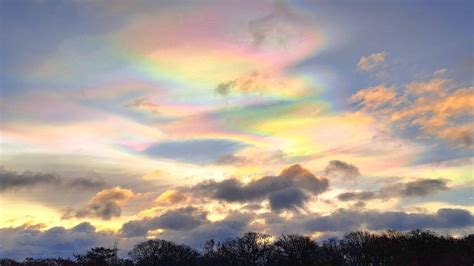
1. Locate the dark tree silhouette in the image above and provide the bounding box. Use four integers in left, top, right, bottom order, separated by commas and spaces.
1, 230, 473, 266
318, 237, 345, 266
74, 247, 116, 266
209, 232, 274, 266
272, 234, 319, 266
21, 257, 78, 266
128, 239, 199, 266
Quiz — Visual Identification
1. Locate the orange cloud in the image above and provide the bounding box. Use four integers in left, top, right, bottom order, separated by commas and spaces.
350, 85, 396, 111
357, 52, 386, 71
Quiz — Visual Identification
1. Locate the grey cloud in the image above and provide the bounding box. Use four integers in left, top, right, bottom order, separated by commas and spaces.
191, 164, 328, 210
337, 191, 377, 201
392, 178, 449, 197
0, 223, 118, 261
214, 154, 248, 166
170, 212, 252, 248
121, 207, 208, 237
215, 80, 236, 96
214, 71, 262, 96
304, 208, 474, 232
324, 160, 360, 180
0, 168, 57, 191
68, 177, 106, 189
63, 187, 134, 220
269, 188, 308, 211
247, 7, 306, 51
337, 178, 449, 202
0, 168, 105, 192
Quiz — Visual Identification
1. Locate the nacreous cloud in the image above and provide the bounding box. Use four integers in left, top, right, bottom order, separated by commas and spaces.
143, 139, 246, 164
191, 164, 328, 211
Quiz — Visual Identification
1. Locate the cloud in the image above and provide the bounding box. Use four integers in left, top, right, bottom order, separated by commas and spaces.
357, 52, 386, 71
405, 78, 448, 95
213, 71, 270, 96
246, 5, 314, 53
390, 178, 449, 197
156, 190, 187, 205
215, 80, 236, 96
433, 68, 448, 77
0, 168, 57, 191
0, 168, 105, 192
191, 164, 328, 211
2, 207, 472, 261
349, 86, 396, 112
175, 211, 252, 247
213, 70, 309, 97
143, 139, 246, 164
337, 178, 449, 202
304, 208, 474, 232
324, 160, 360, 181
393, 84, 474, 146
126, 98, 160, 114
351, 78, 474, 147
268, 187, 308, 211
121, 207, 209, 237
0, 222, 117, 261
214, 154, 249, 166
63, 187, 134, 220
337, 191, 377, 201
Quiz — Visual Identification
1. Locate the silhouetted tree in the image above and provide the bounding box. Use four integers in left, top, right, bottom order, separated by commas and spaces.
318, 237, 345, 266
217, 232, 273, 266
74, 247, 116, 266
0, 258, 21, 266
1, 229, 473, 266
22, 257, 78, 266
272, 234, 319, 266
340, 231, 374, 264
129, 239, 199, 266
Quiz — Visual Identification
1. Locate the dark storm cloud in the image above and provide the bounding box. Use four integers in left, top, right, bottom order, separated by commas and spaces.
0, 168, 105, 192
191, 164, 328, 210
337, 178, 450, 202
324, 160, 360, 180
121, 207, 208, 237
304, 208, 474, 232
143, 139, 246, 164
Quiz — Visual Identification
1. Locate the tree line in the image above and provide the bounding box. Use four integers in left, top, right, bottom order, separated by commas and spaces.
1, 229, 473, 266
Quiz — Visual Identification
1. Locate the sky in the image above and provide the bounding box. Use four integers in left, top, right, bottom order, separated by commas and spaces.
0, 0, 473, 260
